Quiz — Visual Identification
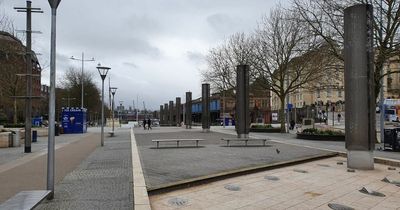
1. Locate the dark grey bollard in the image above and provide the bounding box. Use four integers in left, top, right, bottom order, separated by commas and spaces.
185, 92, 192, 129
176, 97, 181, 126
202, 83, 210, 132
164, 103, 169, 126
344, 4, 375, 170
236, 65, 250, 138
169, 101, 174, 126
160, 105, 164, 125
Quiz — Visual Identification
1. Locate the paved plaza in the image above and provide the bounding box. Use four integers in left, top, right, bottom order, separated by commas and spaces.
134, 127, 335, 190
150, 156, 400, 210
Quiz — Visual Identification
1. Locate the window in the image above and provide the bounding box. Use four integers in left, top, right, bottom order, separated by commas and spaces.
327, 88, 331, 98
338, 89, 342, 97
317, 89, 320, 98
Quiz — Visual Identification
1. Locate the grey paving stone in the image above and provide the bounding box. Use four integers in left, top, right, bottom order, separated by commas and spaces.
36, 128, 133, 210
134, 127, 334, 189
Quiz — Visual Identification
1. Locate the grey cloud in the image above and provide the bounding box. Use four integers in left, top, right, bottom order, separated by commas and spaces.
123, 62, 138, 68
186, 51, 205, 64
207, 13, 242, 35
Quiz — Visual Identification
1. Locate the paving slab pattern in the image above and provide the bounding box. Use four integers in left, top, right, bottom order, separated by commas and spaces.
36, 128, 133, 210
134, 127, 334, 189
150, 156, 400, 210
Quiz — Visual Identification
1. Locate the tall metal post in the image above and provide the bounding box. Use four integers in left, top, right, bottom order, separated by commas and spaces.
112, 93, 115, 133
160, 105, 164, 125
47, 0, 61, 200
202, 84, 210, 132
344, 4, 375, 170
25, 1, 33, 153
185, 92, 192, 129
169, 101, 174, 126
176, 97, 181, 126
164, 103, 169, 126
286, 73, 290, 133
101, 80, 105, 146
81, 52, 84, 108
236, 65, 250, 138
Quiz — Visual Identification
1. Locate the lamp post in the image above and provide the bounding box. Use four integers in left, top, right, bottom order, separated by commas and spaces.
70, 53, 95, 108
119, 100, 123, 127
47, 0, 61, 200
97, 64, 110, 147
110, 87, 117, 134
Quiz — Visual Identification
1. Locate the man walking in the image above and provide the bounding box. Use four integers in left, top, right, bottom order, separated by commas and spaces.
143, 119, 147, 130
147, 118, 152, 130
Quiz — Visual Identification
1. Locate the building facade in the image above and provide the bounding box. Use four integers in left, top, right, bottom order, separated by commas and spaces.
0, 31, 42, 123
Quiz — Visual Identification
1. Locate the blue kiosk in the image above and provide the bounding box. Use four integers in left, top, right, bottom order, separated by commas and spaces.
61, 107, 87, 134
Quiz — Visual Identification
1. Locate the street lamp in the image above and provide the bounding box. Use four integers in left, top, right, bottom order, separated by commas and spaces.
47, 0, 61, 200
70, 53, 95, 108
110, 87, 117, 135
97, 63, 110, 147
119, 100, 123, 127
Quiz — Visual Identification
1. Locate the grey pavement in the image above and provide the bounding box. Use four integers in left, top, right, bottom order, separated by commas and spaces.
0, 128, 97, 166
133, 127, 334, 190
36, 127, 133, 210
211, 126, 400, 161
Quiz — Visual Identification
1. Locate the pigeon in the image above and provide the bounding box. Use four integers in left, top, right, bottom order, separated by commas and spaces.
276, 149, 280, 154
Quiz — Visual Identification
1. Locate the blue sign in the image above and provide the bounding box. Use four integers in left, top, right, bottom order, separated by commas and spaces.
62, 107, 87, 134
287, 103, 293, 111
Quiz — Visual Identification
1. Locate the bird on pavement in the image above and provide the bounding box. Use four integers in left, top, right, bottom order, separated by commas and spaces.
276, 149, 280, 154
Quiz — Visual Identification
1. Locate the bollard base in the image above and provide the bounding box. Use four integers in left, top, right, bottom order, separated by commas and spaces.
202, 128, 210, 133
347, 150, 374, 170
238, 134, 249, 138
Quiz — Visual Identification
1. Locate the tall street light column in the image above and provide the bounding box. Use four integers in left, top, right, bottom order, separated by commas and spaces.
110, 87, 117, 135
97, 64, 110, 147
47, 0, 61, 200
70, 53, 95, 108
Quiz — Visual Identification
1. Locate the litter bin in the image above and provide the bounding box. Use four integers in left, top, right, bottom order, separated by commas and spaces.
383, 128, 400, 151
12, 131, 20, 147
55, 124, 59, 136
32, 130, 37, 143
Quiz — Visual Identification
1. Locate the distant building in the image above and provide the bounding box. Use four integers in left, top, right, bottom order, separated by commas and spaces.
0, 31, 42, 122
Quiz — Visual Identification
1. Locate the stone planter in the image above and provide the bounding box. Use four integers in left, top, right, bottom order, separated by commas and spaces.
0, 132, 12, 148
296, 133, 345, 141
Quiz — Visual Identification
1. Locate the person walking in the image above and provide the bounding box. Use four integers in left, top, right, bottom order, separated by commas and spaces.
147, 118, 152, 130
337, 113, 342, 122
143, 119, 147, 130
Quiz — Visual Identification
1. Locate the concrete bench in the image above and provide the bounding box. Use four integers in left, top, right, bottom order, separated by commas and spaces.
0, 190, 51, 210
221, 138, 270, 147
152, 139, 204, 148
108, 131, 115, 137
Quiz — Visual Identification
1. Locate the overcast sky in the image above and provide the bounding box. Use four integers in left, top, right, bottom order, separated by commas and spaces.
1, 0, 286, 110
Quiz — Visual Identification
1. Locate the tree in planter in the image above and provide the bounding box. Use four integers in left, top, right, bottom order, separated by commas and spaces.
252, 6, 333, 133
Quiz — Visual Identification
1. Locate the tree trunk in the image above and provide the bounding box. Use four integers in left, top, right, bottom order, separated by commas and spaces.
13, 98, 17, 124
279, 96, 286, 133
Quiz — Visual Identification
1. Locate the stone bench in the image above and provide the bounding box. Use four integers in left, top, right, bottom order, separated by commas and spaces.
152, 139, 205, 148
221, 137, 270, 147
0, 190, 51, 210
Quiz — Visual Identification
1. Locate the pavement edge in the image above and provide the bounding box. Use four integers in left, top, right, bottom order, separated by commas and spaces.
131, 127, 152, 210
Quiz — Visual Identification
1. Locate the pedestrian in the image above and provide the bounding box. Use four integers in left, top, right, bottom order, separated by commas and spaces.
290, 120, 295, 130
143, 119, 147, 130
337, 113, 341, 122
147, 118, 152, 130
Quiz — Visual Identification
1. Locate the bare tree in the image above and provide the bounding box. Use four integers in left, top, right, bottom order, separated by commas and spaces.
293, 0, 400, 97
202, 32, 256, 92
252, 6, 331, 132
